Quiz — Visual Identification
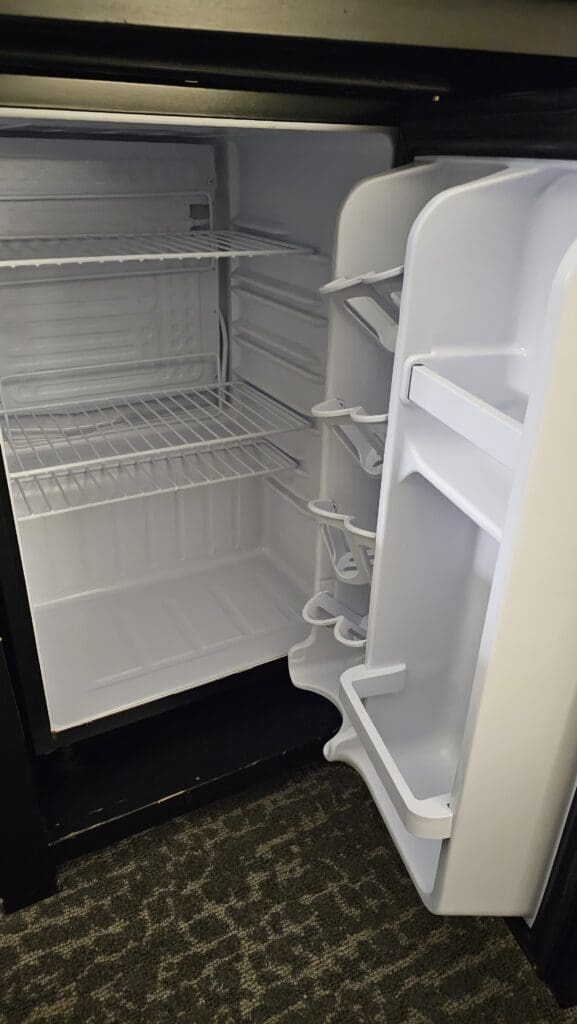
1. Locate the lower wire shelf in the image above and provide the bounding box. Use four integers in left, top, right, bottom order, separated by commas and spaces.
2, 378, 309, 475
11, 440, 298, 520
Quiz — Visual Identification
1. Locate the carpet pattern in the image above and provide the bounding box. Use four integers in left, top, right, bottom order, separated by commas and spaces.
1, 762, 576, 1024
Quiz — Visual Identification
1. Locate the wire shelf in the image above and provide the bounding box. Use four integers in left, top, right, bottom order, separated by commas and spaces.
3, 380, 309, 477
0, 230, 313, 269
12, 440, 298, 520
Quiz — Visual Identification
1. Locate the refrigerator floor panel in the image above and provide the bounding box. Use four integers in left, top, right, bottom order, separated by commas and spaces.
32, 552, 308, 731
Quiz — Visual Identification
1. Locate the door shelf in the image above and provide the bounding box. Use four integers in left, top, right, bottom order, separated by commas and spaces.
312, 398, 388, 476
405, 421, 513, 543
302, 590, 368, 649
324, 727, 442, 896
407, 353, 526, 470
309, 499, 376, 585
340, 664, 454, 840
11, 440, 298, 521
0, 229, 314, 270
3, 378, 309, 477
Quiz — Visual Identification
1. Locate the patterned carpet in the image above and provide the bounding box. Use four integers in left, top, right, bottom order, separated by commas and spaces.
1, 762, 576, 1024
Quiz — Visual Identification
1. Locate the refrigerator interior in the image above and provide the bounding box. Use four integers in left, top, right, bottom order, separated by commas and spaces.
0, 123, 393, 732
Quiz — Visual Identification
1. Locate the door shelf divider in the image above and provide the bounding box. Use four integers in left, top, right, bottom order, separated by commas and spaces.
302, 590, 368, 649
340, 664, 454, 840
312, 398, 388, 476
309, 498, 376, 585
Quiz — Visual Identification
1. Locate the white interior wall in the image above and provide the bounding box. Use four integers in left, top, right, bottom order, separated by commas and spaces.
229, 129, 393, 589
20, 477, 263, 604
0, 137, 220, 387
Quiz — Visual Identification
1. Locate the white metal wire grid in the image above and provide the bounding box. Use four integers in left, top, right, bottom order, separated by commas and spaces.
3, 381, 309, 476
12, 440, 298, 520
0, 230, 313, 269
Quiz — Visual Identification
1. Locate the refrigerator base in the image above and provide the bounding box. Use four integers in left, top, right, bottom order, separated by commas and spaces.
34, 658, 341, 864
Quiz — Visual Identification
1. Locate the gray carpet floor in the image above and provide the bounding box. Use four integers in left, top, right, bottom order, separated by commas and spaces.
1, 762, 576, 1024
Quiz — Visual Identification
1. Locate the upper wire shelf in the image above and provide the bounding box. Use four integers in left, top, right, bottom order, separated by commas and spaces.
0, 229, 314, 270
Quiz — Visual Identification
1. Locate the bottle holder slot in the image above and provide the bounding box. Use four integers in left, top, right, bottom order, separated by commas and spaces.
309, 498, 376, 585
302, 590, 368, 648
312, 398, 388, 476
320, 266, 404, 353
